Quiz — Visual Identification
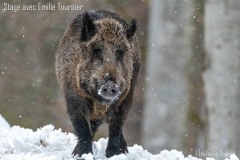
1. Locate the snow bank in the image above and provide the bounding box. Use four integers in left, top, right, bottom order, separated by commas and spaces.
0, 114, 10, 130
0, 125, 239, 160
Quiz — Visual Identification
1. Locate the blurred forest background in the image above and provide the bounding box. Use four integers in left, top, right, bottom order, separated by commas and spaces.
0, 0, 239, 159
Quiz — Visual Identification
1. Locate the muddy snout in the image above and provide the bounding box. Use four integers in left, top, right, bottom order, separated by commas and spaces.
98, 81, 121, 102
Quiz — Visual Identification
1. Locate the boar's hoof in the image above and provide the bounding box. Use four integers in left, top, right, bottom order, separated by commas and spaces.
72, 141, 92, 158
105, 146, 128, 158
98, 81, 121, 102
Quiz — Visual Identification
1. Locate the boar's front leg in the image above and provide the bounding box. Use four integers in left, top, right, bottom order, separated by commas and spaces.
71, 117, 92, 157
106, 117, 128, 158
105, 93, 133, 158
65, 90, 93, 157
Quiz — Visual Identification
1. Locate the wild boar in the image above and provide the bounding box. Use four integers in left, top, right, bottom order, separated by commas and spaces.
55, 10, 141, 158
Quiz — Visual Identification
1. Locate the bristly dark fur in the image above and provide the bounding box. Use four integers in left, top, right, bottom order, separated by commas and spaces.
55, 10, 141, 158
126, 19, 138, 39
80, 12, 96, 42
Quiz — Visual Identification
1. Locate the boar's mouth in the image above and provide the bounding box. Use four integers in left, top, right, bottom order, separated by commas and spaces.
97, 81, 121, 104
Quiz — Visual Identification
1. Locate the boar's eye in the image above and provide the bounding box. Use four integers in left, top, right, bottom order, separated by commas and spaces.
93, 48, 102, 60
116, 49, 124, 61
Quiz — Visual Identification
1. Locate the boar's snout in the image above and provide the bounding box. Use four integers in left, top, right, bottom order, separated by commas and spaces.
98, 81, 121, 102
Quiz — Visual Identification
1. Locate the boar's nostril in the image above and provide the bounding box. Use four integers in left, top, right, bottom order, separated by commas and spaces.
111, 89, 116, 94
103, 88, 108, 92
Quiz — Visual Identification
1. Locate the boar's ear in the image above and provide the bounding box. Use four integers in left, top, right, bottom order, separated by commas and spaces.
80, 12, 96, 42
126, 19, 138, 39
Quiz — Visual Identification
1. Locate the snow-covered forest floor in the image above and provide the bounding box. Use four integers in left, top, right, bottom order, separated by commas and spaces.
0, 115, 239, 160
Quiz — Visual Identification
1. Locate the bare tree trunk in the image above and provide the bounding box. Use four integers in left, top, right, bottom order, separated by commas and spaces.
142, 0, 194, 153
186, 0, 208, 156
204, 0, 240, 158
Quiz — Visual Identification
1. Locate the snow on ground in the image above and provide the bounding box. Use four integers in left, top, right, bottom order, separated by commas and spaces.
0, 123, 239, 160
0, 114, 10, 130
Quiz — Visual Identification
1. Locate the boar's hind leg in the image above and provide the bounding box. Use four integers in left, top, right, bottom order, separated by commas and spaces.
65, 91, 93, 157
90, 120, 103, 134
